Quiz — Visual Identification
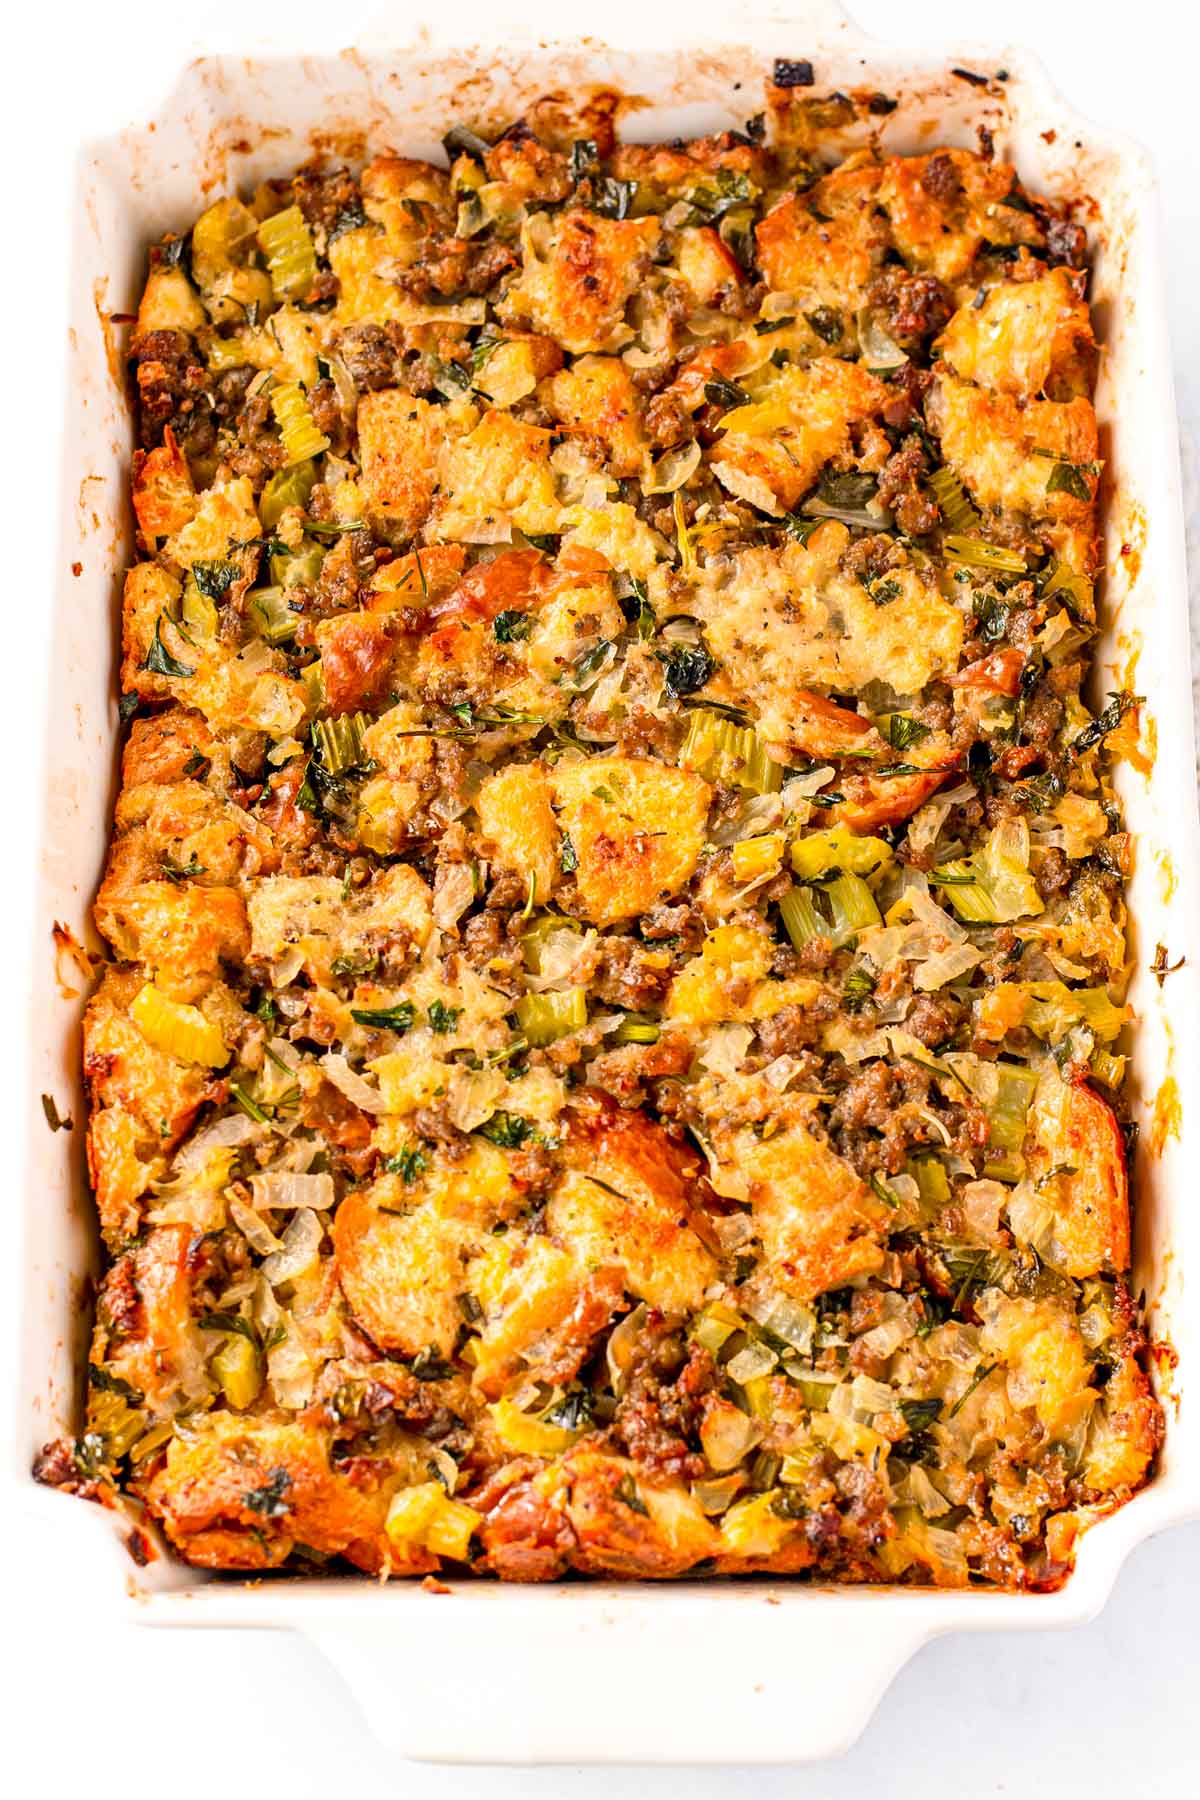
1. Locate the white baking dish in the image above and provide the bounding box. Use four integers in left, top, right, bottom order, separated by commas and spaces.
14, 0, 1200, 1764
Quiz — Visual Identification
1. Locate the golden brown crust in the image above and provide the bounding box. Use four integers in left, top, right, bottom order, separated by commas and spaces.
40, 107, 1160, 1592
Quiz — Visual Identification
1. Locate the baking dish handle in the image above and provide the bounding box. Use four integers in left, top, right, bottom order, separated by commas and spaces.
304, 1596, 931, 1764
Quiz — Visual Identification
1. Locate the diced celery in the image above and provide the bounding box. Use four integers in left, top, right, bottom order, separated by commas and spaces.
259, 458, 317, 530
514, 987, 587, 1046
907, 1154, 951, 1211
489, 1398, 583, 1457
180, 579, 219, 642
131, 984, 228, 1068
520, 913, 579, 974
933, 819, 1041, 923
270, 381, 330, 465
270, 544, 325, 590
299, 660, 326, 714
248, 584, 300, 644
779, 886, 826, 950
929, 466, 982, 534
613, 1015, 661, 1045
257, 204, 318, 301
212, 1333, 262, 1410
678, 708, 782, 793
825, 872, 881, 944
987, 1061, 1039, 1153
87, 1388, 145, 1462
943, 535, 1027, 573
312, 712, 369, 775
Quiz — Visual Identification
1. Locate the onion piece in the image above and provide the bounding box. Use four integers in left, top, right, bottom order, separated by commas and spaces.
261, 1207, 323, 1287
251, 1171, 335, 1212
321, 1052, 386, 1115
643, 439, 702, 495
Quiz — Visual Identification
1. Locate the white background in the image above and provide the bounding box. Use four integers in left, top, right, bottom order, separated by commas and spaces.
3, 0, 1198, 1792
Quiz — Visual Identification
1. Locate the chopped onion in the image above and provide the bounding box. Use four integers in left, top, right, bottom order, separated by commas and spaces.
606, 1303, 647, 1397
173, 1112, 262, 1172
700, 1400, 763, 1471
230, 1195, 282, 1256
447, 1066, 505, 1132
251, 1171, 335, 1212
321, 1052, 386, 1114
643, 439, 702, 495
698, 1024, 753, 1078
726, 1341, 778, 1385
261, 1207, 323, 1286
433, 860, 477, 929
270, 946, 306, 988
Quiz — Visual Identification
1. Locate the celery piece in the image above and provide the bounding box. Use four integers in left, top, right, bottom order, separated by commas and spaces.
613, 1015, 661, 1045
907, 1154, 951, 1211
270, 382, 330, 466
1041, 559, 1094, 617
248, 584, 300, 644
299, 659, 326, 715
678, 707, 782, 793
943, 535, 1027, 574
731, 833, 786, 883
180, 578, 219, 642
212, 1333, 262, 1410
312, 712, 369, 776
131, 983, 228, 1068
257, 203, 318, 301
779, 886, 826, 950
933, 819, 1041, 924
259, 458, 317, 530
929, 467, 981, 534
987, 1062, 1039, 1153
270, 544, 325, 590
515, 987, 587, 1046
520, 913, 579, 975
825, 872, 881, 944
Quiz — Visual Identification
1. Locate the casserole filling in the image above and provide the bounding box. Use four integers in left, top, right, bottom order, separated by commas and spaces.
38, 85, 1162, 1587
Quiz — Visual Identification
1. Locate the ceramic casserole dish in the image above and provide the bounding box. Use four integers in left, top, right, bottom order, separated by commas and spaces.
14, 0, 1200, 1764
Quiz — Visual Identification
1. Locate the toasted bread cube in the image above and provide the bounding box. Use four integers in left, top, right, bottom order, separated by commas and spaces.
558, 1450, 719, 1576
936, 268, 1095, 400
133, 427, 197, 539
978, 1292, 1094, 1437
332, 1182, 468, 1358
694, 525, 962, 743
136, 266, 206, 336
358, 389, 446, 533
927, 372, 1100, 524
756, 165, 887, 312
476, 761, 560, 905
1024, 1070, 1130, 1277
140, 1412, 430, 1574
553, 1103, 717, 1313
468, 1233, 624, 1400
434, 409, 560, 541
734, 1120, 890, 1299
879, 150, 1039, 283
546, 355, 648, 478
550, 755, 710, 927
711, 358, 887, 514
503, 210, 661, 355
83, 969, 223, 1244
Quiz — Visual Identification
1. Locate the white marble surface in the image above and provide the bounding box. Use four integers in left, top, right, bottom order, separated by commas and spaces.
3, 1, 1197, 1792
